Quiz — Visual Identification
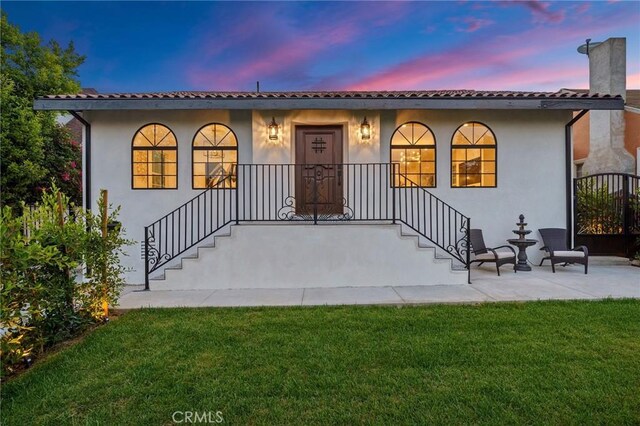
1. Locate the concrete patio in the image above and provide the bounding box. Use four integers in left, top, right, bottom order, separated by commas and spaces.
117, 262, 639, 309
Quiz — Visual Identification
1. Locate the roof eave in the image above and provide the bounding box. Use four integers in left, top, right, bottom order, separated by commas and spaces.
33, 97, 624, 111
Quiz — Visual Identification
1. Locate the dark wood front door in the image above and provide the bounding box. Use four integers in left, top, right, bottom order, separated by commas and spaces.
295, 126, 343, 215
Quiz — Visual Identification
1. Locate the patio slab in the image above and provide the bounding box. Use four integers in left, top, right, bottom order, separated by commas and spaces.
202, 288, 304, 307
469, 264, 639, 300
117, 264, 639, 309
302, 286, 402, 306
542, 268, 640, 298
118, 289, 216, 309
470, 277, 598, 301
393, 284, 492, 303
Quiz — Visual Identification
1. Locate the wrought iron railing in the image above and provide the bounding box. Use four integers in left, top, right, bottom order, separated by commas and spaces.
235, 163, 397, 222
144, 185, 236, 288
144, 163, 470, 288
396, 175, 470, 267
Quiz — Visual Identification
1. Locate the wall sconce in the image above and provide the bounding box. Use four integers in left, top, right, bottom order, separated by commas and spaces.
268, 117, 280, 141
360, 116, 371, 142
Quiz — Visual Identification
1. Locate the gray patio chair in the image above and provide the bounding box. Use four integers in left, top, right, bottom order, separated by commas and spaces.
469, 229, 516, 276
538, 228, 588, 274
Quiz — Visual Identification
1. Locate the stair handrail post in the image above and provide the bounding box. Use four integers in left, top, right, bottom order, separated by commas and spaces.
313, 165, 318, 225
144, 225, 150, 291
392, 163, 397, 224
234, 164, 240, 225
466, 217, 471, 284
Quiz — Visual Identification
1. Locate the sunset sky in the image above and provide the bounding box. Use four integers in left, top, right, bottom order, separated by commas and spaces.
3, 1, 640, 93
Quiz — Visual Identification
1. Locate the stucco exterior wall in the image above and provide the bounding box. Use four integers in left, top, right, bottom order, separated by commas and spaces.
87, 109, 252, 283
251, 110, 380, 164
572, 111, 590, 162
390, 109, 570, 264
87, 108, 570, 284
573, 109, 639, 173
624, 110, 640, 170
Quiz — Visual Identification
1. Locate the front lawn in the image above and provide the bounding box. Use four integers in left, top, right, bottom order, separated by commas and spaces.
2, 300, 639, 424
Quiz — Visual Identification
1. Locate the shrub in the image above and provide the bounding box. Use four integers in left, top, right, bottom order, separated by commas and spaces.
0, 187, 131, 377
575, 180, 623, 235
77, 195, 129, 320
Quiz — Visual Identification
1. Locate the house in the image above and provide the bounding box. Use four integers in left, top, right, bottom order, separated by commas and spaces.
34, 88, 622, 290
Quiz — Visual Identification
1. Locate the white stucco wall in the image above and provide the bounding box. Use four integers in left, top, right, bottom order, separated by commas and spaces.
87, 108, 570, 284
251, 110, 380, 164
87, 109, 252, 283
390, 109, 570, 264
157, 224, 468, 290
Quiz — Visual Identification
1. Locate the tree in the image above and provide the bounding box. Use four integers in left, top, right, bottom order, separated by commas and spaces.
1, 12, 85, 208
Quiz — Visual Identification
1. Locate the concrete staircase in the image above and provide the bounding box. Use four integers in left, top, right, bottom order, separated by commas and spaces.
149, 224, 468, 291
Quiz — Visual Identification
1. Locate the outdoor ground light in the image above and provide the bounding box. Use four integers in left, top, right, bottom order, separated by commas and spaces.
268, 117, 279, 141
360, 116, 371, 141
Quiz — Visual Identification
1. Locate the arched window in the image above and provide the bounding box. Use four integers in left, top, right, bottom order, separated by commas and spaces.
132, 123, 177, 189
192, 123, 238, 189
451, 122, 496, 188
391, 121, 436, 187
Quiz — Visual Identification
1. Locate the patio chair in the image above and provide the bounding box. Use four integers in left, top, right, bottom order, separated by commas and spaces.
538, 228, 588, 274
469, 229, 516, 276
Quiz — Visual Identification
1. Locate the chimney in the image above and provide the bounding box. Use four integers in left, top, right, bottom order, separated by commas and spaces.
582, 38, 634, 175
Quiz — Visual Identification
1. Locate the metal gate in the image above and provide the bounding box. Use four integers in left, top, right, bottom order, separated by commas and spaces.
573, 173, 640, 258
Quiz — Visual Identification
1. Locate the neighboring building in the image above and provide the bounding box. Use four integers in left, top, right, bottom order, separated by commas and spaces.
571, 89, 640, 176
56, 88, 99, 144
562, 38, 639, 259
34, 90, 622, 289
567, 38, 638, 176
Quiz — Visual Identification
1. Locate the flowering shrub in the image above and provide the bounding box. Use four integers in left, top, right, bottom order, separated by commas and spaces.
0, 187, 131, 377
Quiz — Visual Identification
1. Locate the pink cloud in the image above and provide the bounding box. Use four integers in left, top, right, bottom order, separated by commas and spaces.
458, 17, 495, 32
575, 3, 591, 14
344, 40, 541, 91
524, 1, 566, 23
342, 9, 639, 92
193, 4, 296, 59
189, 26, 358, 88
184, 2, 412, 90
501, 0, 566, 23
423, 25, 437, 34
457, 63, 588, 90
177, 0, 639, 92
628, 72, 640, 89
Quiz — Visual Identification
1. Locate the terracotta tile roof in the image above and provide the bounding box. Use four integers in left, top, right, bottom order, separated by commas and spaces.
561, 88, 639, 108
35, 89, 624, 111
40, 89, 620, 101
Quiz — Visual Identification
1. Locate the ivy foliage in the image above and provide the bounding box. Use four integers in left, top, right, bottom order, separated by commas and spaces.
1, 12, 85, 208
0, 187, 132, 377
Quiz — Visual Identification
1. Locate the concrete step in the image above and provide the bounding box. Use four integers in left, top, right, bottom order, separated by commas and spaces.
153, 224, 468, 291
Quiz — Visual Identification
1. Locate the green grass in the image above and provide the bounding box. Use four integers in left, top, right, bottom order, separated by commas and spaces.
2, 300, 640, 425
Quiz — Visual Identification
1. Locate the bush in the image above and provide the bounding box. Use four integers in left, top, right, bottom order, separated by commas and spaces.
0, 187, 131, 377
575, 180, 622, 234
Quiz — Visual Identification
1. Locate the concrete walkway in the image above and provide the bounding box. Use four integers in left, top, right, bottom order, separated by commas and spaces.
118, 264, 639, 309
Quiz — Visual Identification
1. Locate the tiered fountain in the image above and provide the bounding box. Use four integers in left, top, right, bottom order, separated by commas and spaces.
506, 214, 538, 271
